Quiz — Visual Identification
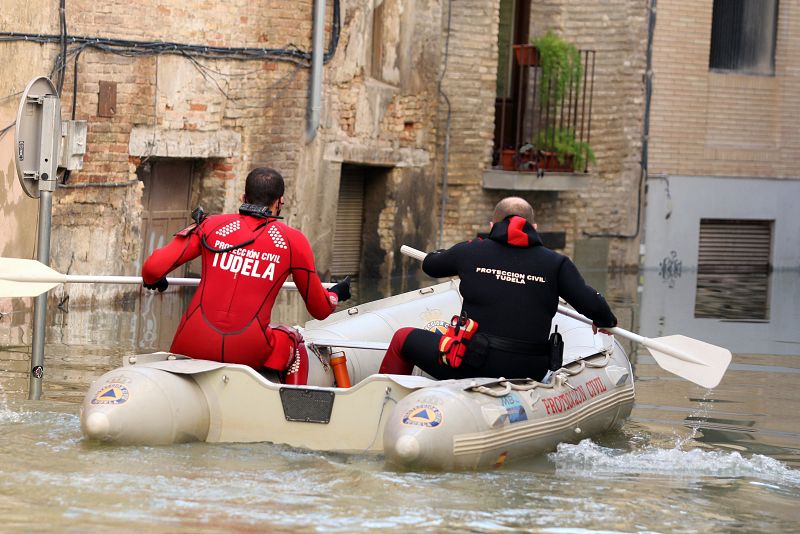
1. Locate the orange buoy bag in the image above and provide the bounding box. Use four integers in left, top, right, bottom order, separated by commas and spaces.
438, 312, 479, 368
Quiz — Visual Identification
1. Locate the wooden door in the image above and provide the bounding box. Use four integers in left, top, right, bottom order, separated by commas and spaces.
139, 159, 198, 278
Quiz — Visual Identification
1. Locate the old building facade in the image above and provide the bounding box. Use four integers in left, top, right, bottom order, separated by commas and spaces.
2, 0, 653, 308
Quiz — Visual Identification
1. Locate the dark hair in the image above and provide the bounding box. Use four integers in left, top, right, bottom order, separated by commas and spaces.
244, 167, 285, 206
492, 196, 535, 224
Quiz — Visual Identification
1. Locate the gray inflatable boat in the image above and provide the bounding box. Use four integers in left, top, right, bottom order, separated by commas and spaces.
80, 281, 634, 470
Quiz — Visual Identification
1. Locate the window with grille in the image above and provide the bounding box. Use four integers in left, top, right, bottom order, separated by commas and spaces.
709, 0, 779, 75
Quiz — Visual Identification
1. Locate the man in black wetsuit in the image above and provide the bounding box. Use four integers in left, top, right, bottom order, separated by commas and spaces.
379, 196, 617, 381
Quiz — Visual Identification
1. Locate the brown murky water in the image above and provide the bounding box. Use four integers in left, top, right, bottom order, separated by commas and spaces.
1, 272, 799, 532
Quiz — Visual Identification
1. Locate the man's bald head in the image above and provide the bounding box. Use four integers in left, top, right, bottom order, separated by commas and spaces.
492, 197, 534, 224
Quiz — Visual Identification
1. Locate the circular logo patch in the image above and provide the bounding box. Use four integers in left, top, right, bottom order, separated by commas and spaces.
402, 404, 443, 427
423, 320, 449, 335
91, 383, 130, 405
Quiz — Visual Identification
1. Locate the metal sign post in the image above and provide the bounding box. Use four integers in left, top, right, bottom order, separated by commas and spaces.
14, 77, 63, 400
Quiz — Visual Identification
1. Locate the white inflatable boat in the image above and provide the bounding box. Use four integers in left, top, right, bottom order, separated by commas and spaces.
80, 281, 635, 470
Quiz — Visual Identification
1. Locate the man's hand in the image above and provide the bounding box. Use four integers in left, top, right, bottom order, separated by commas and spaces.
592, 323, 613, 335
329, 275, 351, 303
143, 278, 169, 293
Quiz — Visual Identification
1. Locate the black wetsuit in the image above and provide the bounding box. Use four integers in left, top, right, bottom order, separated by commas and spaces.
385, 215, 617, 381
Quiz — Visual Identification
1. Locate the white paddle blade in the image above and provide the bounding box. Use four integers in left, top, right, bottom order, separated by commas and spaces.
0, 278, 60, 298
0, 258, 64, 297
646, 335, 732, 389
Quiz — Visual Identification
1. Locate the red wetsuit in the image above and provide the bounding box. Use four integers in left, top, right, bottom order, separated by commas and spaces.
142, 212, 338, 381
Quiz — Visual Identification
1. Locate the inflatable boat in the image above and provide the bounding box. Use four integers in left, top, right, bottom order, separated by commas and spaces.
80, 280, 635, 470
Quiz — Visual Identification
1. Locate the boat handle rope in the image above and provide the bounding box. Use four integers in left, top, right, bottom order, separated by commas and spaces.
468, 352, 612, 397
583, 353, 611, 368
470, 378, 554, 397
470, 381, 513, 397
361, 387, 397, 452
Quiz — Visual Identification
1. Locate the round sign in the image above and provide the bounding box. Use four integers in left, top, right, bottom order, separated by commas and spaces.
14, 77, 62, 199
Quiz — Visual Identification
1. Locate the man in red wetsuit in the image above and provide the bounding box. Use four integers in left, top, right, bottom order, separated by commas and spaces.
142, 167, 351, 384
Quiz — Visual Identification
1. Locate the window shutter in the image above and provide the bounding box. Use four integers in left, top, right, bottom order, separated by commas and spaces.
698, 219, 772, 274
331, 169, 365, 277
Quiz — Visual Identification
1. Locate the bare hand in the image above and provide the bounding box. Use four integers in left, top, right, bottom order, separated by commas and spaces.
592, 324, 613, 335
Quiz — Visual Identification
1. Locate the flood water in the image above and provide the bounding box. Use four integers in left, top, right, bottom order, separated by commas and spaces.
1, 269, 800, 532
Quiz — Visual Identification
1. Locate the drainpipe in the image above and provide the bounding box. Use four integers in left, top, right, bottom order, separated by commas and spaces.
306, 0, 325, 143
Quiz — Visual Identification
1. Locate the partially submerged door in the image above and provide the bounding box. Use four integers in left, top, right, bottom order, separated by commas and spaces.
138, 159, 198, 278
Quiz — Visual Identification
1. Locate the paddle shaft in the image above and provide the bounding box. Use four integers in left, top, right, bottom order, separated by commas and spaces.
399, 245, 706, 367
0, 272, 333, 290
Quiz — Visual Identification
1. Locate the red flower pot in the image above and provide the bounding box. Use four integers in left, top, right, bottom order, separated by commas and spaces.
512, 45, 539, 67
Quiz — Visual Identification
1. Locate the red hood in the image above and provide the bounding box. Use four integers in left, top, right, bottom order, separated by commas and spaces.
485, 215, 543, 248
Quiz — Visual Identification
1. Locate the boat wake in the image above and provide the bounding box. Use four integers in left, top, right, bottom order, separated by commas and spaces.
549, 439, 800, 486
0, 402, 24, 424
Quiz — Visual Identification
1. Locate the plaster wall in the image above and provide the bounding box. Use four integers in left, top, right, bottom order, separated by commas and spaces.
0, 1, 60, 314
642, 175, 800, 271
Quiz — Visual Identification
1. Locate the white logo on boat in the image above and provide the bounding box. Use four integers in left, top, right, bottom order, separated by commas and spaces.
402, 404, 442, 427
423, 320, 449, 334
91, 383, 130, 405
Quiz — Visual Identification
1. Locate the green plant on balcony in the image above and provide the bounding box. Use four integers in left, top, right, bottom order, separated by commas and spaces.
535, 126, 595, 171
532, 31, 582, 107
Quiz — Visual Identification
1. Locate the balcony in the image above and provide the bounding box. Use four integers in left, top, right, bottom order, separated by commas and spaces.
485, 44, 596, 192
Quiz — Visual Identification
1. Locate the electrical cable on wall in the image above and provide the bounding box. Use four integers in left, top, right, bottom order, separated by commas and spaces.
437, 0, 454, 250
0, 0, 341, 105
0, 0, 342, 187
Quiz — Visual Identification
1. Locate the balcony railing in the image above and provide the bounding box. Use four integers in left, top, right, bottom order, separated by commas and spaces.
493, 45, 596, 175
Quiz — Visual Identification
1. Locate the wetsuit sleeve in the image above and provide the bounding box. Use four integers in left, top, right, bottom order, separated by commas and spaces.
421, 242, 468, 278
142, 232, 202, 284
288, 230, 337, 320
556, 257, 618, 328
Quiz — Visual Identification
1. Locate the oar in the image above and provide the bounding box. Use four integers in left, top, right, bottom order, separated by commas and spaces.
400, 245, 732, 389
306, 338, 389, 351
0, 257, 332, 298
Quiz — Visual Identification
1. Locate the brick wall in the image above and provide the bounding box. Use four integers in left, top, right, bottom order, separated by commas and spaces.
435, 0, 649, 269
649, 0, 800, 179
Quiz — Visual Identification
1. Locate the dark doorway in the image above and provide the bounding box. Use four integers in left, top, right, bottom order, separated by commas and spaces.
138, 159, 199, 279
494, 0, 531, 161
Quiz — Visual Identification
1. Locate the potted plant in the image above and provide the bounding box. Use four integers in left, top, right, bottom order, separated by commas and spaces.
529, 32, 594, 172
535, 126, 595, 172
512, 44, 539, 67
531, 31, 582, 107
